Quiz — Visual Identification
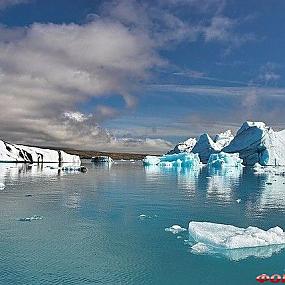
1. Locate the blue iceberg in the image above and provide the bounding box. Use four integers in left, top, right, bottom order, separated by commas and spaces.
207, 152, 243, 168
143, 153, 201, 168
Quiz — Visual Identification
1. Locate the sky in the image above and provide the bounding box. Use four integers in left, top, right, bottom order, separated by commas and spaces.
0, 0, 285, 153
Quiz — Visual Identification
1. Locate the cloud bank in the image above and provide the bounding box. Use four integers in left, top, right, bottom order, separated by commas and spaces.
0, 0, 260, 152
0, 18, 169, 151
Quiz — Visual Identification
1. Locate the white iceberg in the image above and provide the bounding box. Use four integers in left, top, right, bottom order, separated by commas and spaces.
0, 182, 5, 190
0, 140, 80, 164
189, 221, 285, 249
143, 156, 161, 166
207, 152, 243, 168
214, 130, 234, 150
167, 137, 197, 154
188, 221, 285, 260
165, 225, 187, 234
223, 121, 285, 166
143, 153, 201, 168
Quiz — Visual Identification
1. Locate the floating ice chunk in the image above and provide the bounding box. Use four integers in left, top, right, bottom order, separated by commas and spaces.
139, 214, 147, 220
165, 225, 187, 234
18, 215, 43, 222
188, 222, 285, 250
138, 214, 158, 220
236, 199, 241, 203
207, 152, 243, 168
143, 156, 160, 166
30, 215, 43, 221
0, 182, 5, 190
62, 165, 87, 172
143, 153, 201, 168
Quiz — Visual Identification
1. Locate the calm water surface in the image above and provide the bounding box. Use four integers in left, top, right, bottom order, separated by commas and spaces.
0, 161, 285, 285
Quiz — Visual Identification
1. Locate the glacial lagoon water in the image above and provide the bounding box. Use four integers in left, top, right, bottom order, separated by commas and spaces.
0, 161, 285, 285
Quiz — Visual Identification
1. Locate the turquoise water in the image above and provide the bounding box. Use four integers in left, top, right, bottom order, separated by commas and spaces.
0, 161, 285, 285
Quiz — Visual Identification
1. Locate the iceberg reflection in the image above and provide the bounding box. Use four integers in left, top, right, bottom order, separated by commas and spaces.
206, 166, 243, 202
0, 162, 82, 185
191, 242, 285, 261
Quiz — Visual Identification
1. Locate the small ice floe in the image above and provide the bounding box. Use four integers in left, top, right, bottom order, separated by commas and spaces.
62, 166, 88, 173
165, 225, 187, 234
138, 214, 148, 220
18, 215, 43, 222
0, 182, 5, 190
236, 199, 241, 204
188, 221, 285, 261
138, 214, 158, 220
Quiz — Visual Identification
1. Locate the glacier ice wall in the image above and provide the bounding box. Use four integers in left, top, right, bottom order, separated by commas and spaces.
0, 140, 80, 164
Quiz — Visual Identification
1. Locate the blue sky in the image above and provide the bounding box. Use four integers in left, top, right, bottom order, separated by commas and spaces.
0, 0, 284, 152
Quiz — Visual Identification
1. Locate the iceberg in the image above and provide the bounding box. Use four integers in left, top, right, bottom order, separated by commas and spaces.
167, 138, 197, 154
213, 130, 234, 150
164, 121, 285, 166
192, 130, 233, 163
167, 130, 233, 163
191, 134, 218, 163
143, 156, 161, 166
223, 121, 285, 166
188, 221, 285, 249
143, 153, 201, 168
0, 140, 80, 164
207, 152, 243, 168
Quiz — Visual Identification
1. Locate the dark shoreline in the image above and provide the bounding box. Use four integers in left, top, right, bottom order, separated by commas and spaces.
43, 147, 151, 160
